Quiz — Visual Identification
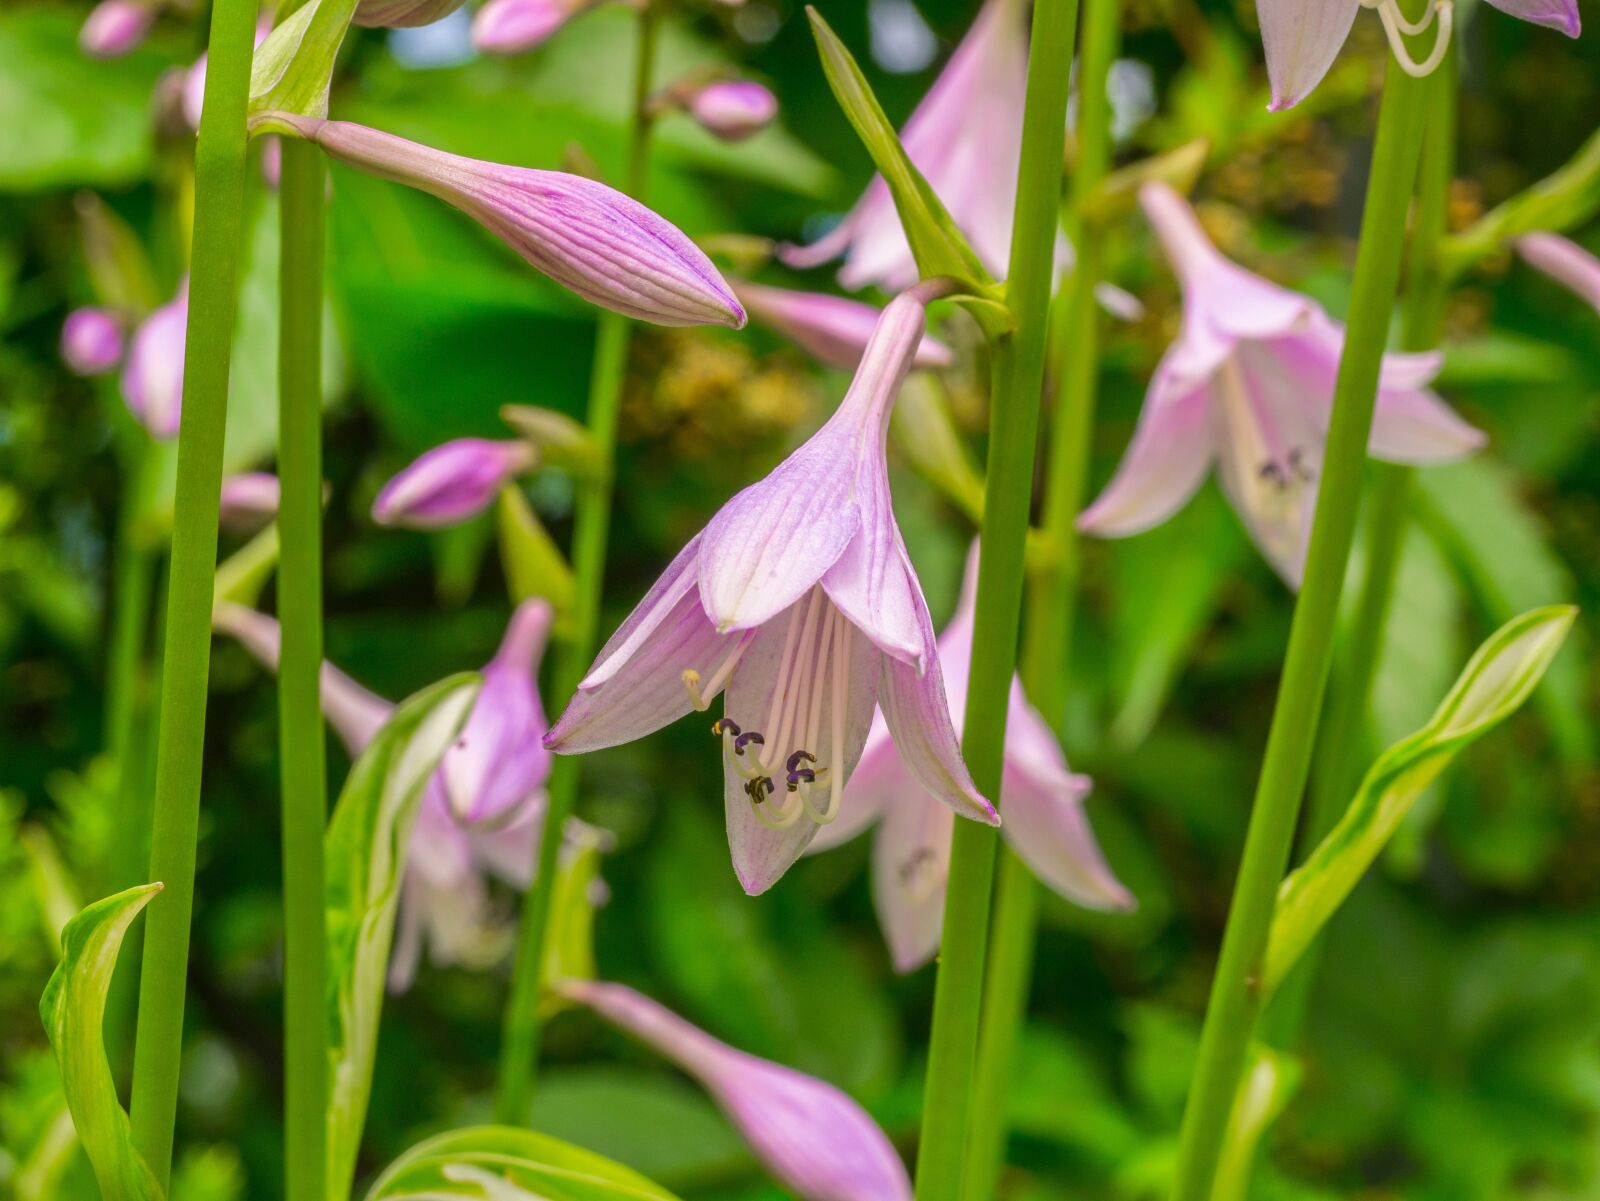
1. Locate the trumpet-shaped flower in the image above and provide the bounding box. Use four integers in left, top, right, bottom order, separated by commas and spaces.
1260, 0, 1579, 112
60, 307, 124, 376
733, 279, 953, 371
212, 601, 553, 988
219, 472, 282, 533
471, 0, 586, 53
810, 545, 1133, 971
1518, 233, 1600, 317
372, 438, 536, 529
1078, 184, 1484, 587
546, 287, 997, 895
80, 0, 154, 57
686, 81, 779, 143
121, 285, 187, 441
561, 980, 912, 1201
267, 114, 744, 329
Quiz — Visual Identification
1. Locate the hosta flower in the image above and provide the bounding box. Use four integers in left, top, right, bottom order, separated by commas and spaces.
1260, 0, 1579, 112
266, 113, 744, 328
121, 285, 187, 441
471, 0, 587, 54
546, 287, 998, 895
561, 980, 912, 1201
80, 0, 154, 58
685, 81, 779, 143
212, 601, 553, 988
1518, 233, 1600, 317
733, 279, 953, 371
781, 0, 1025, 290
1078, 184, 1484, 587
372, 438, 537, 529
218, 472, 282, 533
354, 0, 467, 28
60, 307, 124, 376
810, 545, 1133, 972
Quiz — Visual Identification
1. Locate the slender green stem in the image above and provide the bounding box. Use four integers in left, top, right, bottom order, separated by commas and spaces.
494, 5, 660, 1126
914, 0, 1079, 1197
127, 0, 258, 1182
276, 136, 329, 1201
960, 2, 1119, 1196
1165, 47, 1432, 1201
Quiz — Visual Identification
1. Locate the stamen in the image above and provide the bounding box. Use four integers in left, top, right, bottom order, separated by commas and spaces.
762, 588, 825, 773
681, 632, 754, 711
1367, 0, 1454, 78
758, 596, 811, 759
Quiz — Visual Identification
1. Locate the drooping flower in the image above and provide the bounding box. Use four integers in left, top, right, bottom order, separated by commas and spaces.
685, 81, 779, 143
80, 0, 154, 58
219, 472, 282, 533
733, 279, 953, 371
1518, 232, 1600, 317
781, 0, 1026, 290
372, 438, 536, 529
60, 307, 124, 376
265, 113, 745, 329
471, 0, 587, 54
1078, 184, 1485, 587
354, 0, 468, 28
546, 286, 998, 895
560, 979, 912, 1201
121, 285, 187, 441
809, 545, 1133, 971
212, 601, 553, 989
1259, 0, 1579, 113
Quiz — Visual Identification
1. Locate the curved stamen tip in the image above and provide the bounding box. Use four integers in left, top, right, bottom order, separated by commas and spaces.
1369, 0, 1454, 78
734, 731, 765, 757
785, 749, 817, 772
711, 718, 741, 738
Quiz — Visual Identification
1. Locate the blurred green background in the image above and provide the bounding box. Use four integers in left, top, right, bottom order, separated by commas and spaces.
2, 0, 1599, 1197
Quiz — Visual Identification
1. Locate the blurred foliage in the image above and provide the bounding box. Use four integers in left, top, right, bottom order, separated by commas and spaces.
2, 0, 1599, 1199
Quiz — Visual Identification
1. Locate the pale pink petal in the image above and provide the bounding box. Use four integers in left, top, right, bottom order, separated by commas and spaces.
1256, 0, 1361, 112
1483, 0, 1580, 34
821, 471, 927, 670
1368, 388, 1487, 463
1519, 232, 1600, 313
872, 793, 954, 973
1077, 374, 1214, 537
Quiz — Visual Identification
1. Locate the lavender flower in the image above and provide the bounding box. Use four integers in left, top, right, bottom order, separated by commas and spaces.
218, 472, 282, 533
372, 438, 536, 529
546, 286, 997, 895
561, 980, 912, 1201
471, 0, 584, 53
733, 279, 953, 371
1078, 184, 1484, 587
686, 81, 779, 142
120, 286, 187, 441
79, 0, 154, 58
267, 114, 745, 328
1518, 233, 1600, 317
60, 307, 124, 376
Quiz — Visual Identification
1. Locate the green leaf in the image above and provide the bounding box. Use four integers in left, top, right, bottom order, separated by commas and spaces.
38, 882, 165, 1201
325, 674, 480, 1201
249, 0, 357, 119
1263, 605, 1576, 995
364, 1126, 682, 1201
805, 8, 994, 295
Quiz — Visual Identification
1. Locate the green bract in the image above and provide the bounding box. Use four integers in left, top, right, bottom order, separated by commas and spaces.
248, 0, 357, 120
364, 1127, 682, 1201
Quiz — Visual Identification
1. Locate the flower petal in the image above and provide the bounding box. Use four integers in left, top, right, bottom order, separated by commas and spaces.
1256, 0, 1361, 111
1368, 386, 1487, 464
822, 488, 927, 669
1519, 232, 1600, 312
872, 793, 954, 973
1078, 372, 1214, 537
1482, 0, 1580, 34
807, 715, 896, 854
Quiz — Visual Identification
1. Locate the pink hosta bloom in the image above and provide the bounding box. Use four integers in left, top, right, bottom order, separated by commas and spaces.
782, 0, 1024, 290
269, 113, 744, 328
373, 438, 536, 529
60, 307, 124, 376
1260, 0, 1579, 112
1078, 184, 1484, 587
561, 980, 912, 1201
1518, 232, 1600, 317
355, 0, 467, 28
686, 81, 779, 143
212, 601, 554, 988
734, 279, 953, 372
811, 545, 1132, 971
471, 0, 585, 53
546, 287, 997, 895
121, 285, 187, 441
219, 472, 282, 532
80, 0, 154, 57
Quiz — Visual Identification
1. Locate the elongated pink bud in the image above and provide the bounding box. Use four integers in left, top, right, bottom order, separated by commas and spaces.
686, 81, 778, 142
60, 307, 124, 376
471, 0, 577, 52
355, 0, 468, 27
80, 0, 154, 57
372, 438, 535, 529
120, 287, 187, 441
219, 472, 281, 533
271, 114, 745, 328
734, 280, 952, 371
563, 980, 912, 1201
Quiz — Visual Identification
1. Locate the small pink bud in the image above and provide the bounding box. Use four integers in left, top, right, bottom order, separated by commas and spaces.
471, 0, 576, 53
120, 287, 187, 441
372, 438, 536, 529
355, 0, 469, 27
218, 472, 281, 533
687, 81, 778, 143
80, 0, 154, 58
60, 307, 124, 376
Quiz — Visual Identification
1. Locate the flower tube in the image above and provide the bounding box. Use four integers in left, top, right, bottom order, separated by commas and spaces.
733, 279, 953, 371
1518, 232, 1600, 317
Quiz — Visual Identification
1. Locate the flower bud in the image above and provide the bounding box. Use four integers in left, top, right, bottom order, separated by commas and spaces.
60, 307, 124, 376
219, 473, 281, 533
120, 287, 187, 441
470, 0, 579, 53
686, 80, 777, 142
733, 279, 953, 371
372, 438, 536, 529
267, 114, 746, 328
355, 0, 468, 27
80, 0, 154, 58
440, 599, 555, 824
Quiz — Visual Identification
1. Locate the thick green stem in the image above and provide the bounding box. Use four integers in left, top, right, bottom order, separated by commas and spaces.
1165, 51, 1431, 1201
276, 136, 329, 1201
961, 1, 1120, 1195
127, 0, 257, 1182
494, 6, 659, 1126
913, 0, 1079, 1197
